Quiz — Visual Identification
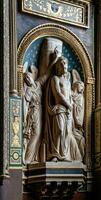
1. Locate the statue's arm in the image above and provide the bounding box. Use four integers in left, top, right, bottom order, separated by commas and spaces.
37, 73, 49, 86
51, 76, 72, 110
24, 86, 32, 102
38, 49, 59, 86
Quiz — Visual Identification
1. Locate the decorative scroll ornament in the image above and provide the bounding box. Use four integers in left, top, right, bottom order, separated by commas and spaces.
22, 0, 90, 28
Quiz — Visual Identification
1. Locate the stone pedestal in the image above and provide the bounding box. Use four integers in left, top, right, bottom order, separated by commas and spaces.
23, 162, 86, 200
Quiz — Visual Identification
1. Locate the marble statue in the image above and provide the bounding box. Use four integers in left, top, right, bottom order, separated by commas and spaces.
72, 69, 85, 159
23, 49, 59, 164
23, 37, 85, 164
44, 56, 82, 162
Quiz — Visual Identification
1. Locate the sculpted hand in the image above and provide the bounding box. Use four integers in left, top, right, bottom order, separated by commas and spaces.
49, 47, 60, 69
23, 73, 32, 86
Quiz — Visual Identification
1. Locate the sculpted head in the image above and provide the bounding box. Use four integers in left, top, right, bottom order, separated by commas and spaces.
54, 56, 68, 76
72, 81, 84, 93
30, 65, 38, 81
23, 65, 38, 86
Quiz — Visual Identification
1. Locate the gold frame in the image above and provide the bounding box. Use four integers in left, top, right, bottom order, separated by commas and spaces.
22, 0, 90, 28
17, 23, 95, 170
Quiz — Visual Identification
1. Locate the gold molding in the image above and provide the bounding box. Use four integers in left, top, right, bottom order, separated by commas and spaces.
17, 23, 95, 170
17, 23, 94, 79
86, 77, 95, 84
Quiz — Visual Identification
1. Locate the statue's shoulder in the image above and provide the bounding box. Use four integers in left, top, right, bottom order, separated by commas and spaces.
52, 75, 59, 80
67, 72, 71, 79
51, 75, 60, 84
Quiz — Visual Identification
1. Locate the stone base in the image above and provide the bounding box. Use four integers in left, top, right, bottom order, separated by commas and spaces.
23, 161, 86, 184
23, 161, 86, 200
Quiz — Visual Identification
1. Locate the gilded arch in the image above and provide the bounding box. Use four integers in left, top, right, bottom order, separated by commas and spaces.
17, 23, 95, 168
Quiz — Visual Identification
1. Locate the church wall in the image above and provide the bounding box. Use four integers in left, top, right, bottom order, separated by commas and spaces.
0, 1, 97, 200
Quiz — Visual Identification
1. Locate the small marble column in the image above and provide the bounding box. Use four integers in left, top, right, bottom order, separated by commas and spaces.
0, 0, 10, 179
9, 0, 18, 95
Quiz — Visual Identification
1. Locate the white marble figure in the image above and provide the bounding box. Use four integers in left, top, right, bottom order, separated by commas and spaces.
72, 69, 85, 159
45, 56, 82, 162
23, 49, 59, 164
23, 38, 85, 164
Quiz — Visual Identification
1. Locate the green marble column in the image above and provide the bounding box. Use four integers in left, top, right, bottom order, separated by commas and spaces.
9, 0, 18, 95
9, 0, 23, 168
0, 0, 9, 180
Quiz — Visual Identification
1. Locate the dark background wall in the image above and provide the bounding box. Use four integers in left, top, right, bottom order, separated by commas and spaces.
0, 0, 95, 200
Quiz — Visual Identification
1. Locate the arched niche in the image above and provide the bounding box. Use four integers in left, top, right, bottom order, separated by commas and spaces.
17, 23, 95, 170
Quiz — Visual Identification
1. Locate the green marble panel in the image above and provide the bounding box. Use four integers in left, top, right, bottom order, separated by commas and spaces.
9, 96, 22, 167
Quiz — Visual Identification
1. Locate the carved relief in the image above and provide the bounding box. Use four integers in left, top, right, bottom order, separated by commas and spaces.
17, 24, 94, 168
19, 37, 86, 164
44, 55, 85, 162
22, 0, 90, 28
11, 116, 20, 147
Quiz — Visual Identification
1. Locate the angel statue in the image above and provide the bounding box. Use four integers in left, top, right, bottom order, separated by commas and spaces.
72, 69, 85, 159
23, 48, 60, 164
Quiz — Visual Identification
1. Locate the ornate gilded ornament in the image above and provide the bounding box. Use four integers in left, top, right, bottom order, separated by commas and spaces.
22, 0, 90, 28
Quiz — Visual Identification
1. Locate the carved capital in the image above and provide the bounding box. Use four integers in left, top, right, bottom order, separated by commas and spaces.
86, 77, 95, 84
